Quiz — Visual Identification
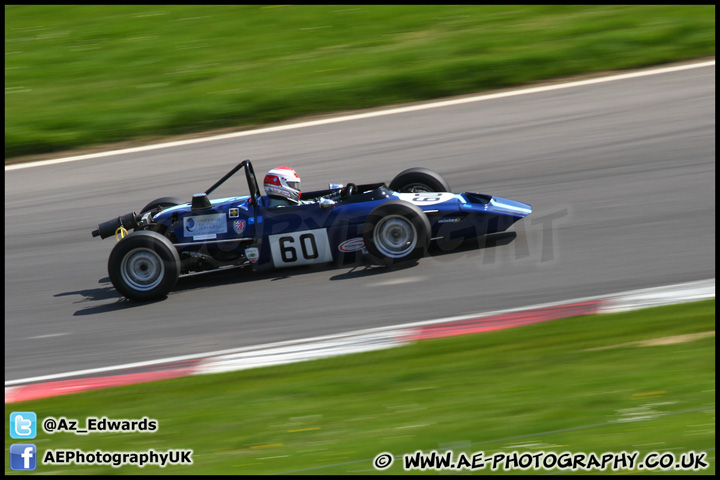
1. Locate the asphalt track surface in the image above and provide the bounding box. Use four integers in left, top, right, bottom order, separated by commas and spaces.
5, 63, 715, 382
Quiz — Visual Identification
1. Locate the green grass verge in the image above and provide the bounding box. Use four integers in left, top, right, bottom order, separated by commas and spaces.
5, 5, 715, 159
5, 300, 715, 475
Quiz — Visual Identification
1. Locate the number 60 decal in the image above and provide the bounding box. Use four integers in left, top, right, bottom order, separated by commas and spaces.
269, 229, 333, 267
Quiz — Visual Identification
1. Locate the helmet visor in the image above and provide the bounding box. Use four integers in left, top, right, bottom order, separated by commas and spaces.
286, 181, 300, 191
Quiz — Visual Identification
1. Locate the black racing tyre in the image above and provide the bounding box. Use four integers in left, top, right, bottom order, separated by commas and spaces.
139, 197, 185, 215
362, 200, 431, 265
108, 230, 181, 301
388, 167, 451, 193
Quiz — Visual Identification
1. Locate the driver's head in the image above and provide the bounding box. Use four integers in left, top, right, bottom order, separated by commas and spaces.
263, 166, 301, 204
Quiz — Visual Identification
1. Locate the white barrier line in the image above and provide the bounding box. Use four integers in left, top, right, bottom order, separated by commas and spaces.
5, 278, 713, 388
597, 279, 715, 314
6, 60, 715, 172
196, 330, 411, 375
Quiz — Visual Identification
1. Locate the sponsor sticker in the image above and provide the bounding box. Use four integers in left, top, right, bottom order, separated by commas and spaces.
338, 237, 365, 252
245, 247, 259, 263
232, 219, 246, 235
183, 213, 227, 237
192, 234, 217, 241
229, 208, 240, 218
438, 217, 461, 223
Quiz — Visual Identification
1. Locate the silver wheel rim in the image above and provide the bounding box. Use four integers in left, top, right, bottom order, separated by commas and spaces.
120, 248, 165, 292
373, 215, 417, 258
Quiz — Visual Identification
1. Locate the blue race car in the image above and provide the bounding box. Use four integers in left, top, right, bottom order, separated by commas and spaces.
92, 159, 531, 301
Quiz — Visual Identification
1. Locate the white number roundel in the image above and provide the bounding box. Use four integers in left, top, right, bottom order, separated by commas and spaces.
396, 192, 455, 206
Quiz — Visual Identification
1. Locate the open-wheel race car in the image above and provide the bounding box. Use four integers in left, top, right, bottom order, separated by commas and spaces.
92, 159, 532, 301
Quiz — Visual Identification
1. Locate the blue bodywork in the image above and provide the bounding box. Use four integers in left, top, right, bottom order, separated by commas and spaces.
93, 160, 532, 279
151, 184, 532, 272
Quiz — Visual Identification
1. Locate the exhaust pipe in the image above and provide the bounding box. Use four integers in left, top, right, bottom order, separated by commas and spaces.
91, 212, 139, 239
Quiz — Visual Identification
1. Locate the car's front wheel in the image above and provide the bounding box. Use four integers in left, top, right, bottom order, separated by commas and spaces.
388, 167, 451, 193
108, 231, 180, 301
363, 200, 430, 265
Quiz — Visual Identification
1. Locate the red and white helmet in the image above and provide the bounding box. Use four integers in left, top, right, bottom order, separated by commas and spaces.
263, 166, 301, 204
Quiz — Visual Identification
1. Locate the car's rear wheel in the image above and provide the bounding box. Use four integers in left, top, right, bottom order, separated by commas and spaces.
363, 200, 430, 265
108, 231, 180, 301
139, 197, 185, 215
388, 167, 451, 193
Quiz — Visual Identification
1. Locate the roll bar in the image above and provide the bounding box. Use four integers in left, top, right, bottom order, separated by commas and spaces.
204, 159, 260, 205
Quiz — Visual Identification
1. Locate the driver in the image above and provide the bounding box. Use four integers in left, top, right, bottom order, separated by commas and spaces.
263, 166, 337, 208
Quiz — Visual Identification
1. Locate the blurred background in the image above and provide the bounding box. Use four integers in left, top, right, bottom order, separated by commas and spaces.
5, 5, 715, 160
5, 5, 715, 475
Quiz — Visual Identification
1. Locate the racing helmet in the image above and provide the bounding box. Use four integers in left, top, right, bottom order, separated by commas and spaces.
263, 166, 301, 204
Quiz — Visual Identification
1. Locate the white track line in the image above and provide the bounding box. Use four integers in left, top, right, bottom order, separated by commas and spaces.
598, 279, 715, 313
5, 278, 713, 387
5, 60, 714, 172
